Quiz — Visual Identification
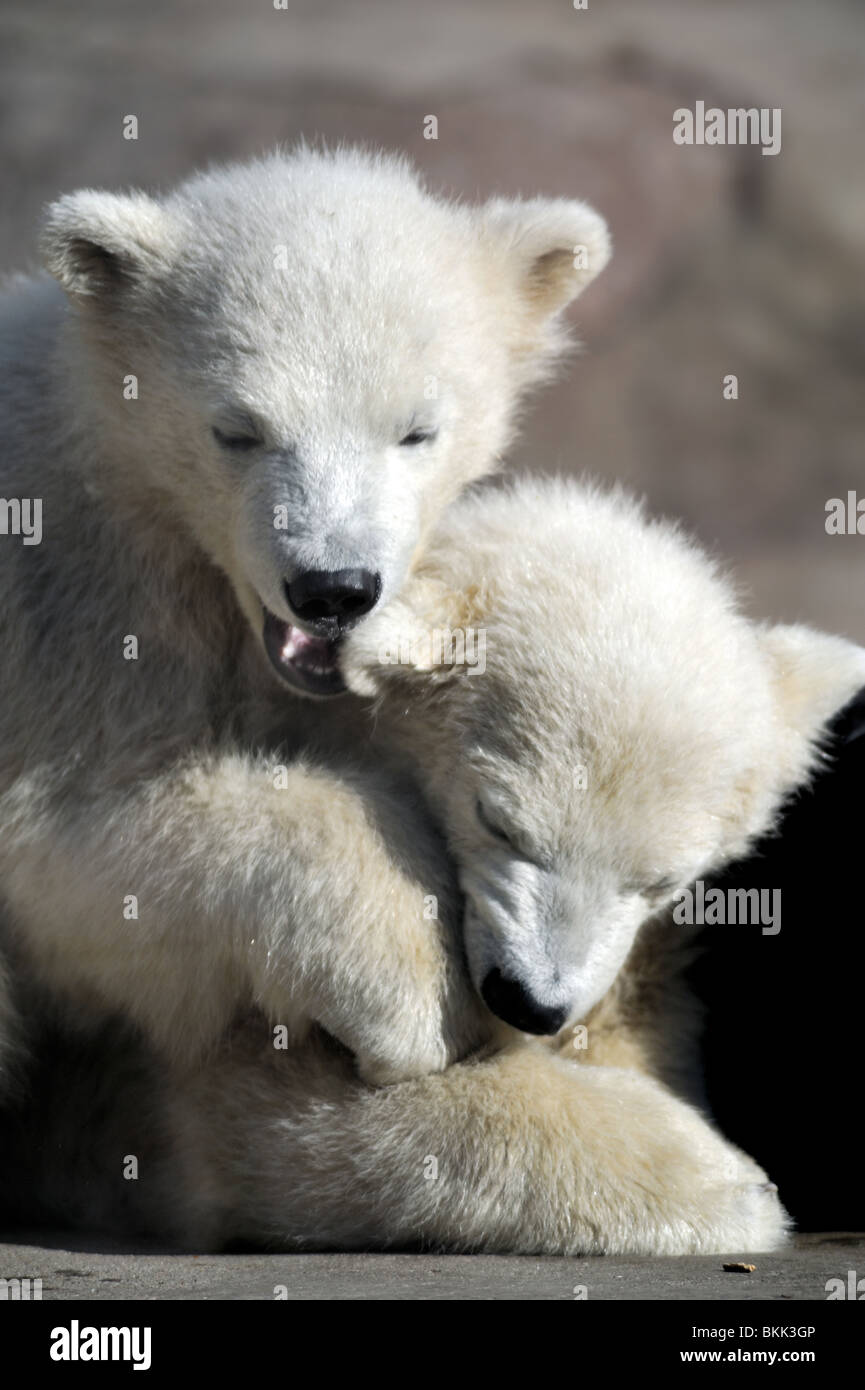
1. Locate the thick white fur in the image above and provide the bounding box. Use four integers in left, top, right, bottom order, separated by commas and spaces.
161, 1028, 787, 1256
103, 478, 863, 1256
345, 479, 865, 1026
3, 147, 857, 1256
0, 148, 607, 1091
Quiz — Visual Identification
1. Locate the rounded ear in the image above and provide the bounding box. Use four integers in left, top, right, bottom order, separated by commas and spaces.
750, 623, 865, 825
714, 623, 865, 857
480, 195, 611, 320
40, 190, 177, 299
762, 624, 865, 749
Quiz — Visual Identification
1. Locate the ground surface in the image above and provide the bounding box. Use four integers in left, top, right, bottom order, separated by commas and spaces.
1, 1233, 860, 1301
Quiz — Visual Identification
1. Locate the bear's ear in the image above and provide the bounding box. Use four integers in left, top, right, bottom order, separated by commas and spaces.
40, 190, 177, 300
479, 196, 611, 322
761, 623, 865, 778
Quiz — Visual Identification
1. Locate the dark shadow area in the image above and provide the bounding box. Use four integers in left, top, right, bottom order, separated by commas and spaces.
693, 685, 865, 1232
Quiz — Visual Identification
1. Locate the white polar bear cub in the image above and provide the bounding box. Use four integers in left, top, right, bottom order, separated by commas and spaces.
0, 148, 611, 1090
156, 475, 865, 1256
344, 474, 865, 1062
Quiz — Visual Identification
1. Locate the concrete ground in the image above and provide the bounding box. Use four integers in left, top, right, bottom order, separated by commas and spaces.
1, 1232, 860, 1300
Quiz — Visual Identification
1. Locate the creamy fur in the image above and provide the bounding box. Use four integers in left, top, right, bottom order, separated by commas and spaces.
345, 478, 865, 1029
0, 147, 608, 1092
7, 479, 860, 1256
4, 147, 855, 1258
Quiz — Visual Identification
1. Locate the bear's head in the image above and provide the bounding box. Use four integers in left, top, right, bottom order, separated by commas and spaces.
41, 148, 609, 697
343, 477, 865, 1033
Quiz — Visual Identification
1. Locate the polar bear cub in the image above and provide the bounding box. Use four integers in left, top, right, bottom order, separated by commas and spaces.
0, 148, 612, 1092
161, 471, 865, 1258
345, 476, 865, 1042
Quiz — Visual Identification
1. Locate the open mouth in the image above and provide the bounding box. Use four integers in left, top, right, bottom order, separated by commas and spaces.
262, 609, 347, 697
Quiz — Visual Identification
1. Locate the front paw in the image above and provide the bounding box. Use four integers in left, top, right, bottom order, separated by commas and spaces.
346, 994, 492, 1089
640, 1112, 790, 1255
695, 1169, 789, 1256
570, 1066, 790, 1255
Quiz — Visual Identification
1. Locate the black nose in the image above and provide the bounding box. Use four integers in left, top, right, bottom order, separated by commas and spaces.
285, 569, 381, 626
480, 968, 569, 1035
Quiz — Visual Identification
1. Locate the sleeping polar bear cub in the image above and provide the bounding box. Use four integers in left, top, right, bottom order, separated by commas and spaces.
345, 476, 865, 1039
154, 475, 865, 1256
335, 475, 865, 1250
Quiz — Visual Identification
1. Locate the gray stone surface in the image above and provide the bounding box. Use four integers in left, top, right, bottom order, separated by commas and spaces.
1, 1233, 860, 1300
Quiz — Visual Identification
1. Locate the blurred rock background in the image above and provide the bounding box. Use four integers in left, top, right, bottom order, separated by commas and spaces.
1, 0, 863, 637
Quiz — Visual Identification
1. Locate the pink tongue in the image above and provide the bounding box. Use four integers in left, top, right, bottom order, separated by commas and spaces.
281, 625, 335, 665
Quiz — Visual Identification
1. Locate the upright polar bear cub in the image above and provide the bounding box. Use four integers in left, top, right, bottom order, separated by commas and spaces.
0, 148, 609, 1088
155, 476, 865, 1255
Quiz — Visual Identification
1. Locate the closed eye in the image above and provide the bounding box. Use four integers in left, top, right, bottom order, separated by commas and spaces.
212, 423, 262, 452
399, 427, 438, 447
475, 796, 552, 867
475, 797, 511, 844
643, 876, 677, 899
625, 875, 677, 899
